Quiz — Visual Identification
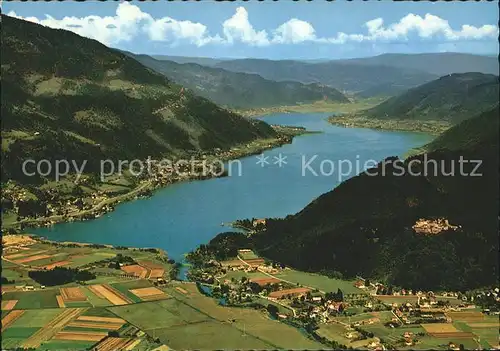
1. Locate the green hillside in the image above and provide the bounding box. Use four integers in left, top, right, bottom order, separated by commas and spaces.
124, 52, 349, 109
214, 58, 438, 96
1, 15, 276, 183
226, 107, 499, 291
422, 106, 499, 152
362, 73, 499, 124
1, 15, 286, 232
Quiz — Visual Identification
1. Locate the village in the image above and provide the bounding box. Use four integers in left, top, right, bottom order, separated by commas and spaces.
187, 243, 500, 350
2, 127, 300, 234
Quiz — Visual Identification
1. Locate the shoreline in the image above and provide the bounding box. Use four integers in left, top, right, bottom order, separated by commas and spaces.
4, 129, 307, 233
233, 98, 387, 118
328, 115, 451, 135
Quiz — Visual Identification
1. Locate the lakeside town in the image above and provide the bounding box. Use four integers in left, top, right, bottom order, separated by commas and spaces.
2, 125, 307, 234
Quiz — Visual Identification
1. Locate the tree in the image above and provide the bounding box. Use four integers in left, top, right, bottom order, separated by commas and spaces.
249, 282, 262, 294
267, 304, 279, 317
335, 288, 344, 302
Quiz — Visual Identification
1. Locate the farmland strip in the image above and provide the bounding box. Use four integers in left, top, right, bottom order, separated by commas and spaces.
67, 321, 124, 330
56, 295, 66, 308
21, 307, 86, 348
1, 310, 25, 331
14, 254, 51, 264
89, 284, 131, 305
1, 300, 18, 311
94, 337, 134, 351
54, 331, 108, 342
77, 316, 126, 324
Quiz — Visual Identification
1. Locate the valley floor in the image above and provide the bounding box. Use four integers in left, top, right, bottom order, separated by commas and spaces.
233, 98, 386, 118
186, 248, 500, 351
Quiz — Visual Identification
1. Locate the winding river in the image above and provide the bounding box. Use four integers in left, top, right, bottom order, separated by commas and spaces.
33, 112, 432, 260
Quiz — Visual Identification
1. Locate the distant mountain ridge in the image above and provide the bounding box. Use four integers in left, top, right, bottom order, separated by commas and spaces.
337, 52, 499, 76
124, 52, 349, 109
214, 58, 438, 97
150, 55, 226, 67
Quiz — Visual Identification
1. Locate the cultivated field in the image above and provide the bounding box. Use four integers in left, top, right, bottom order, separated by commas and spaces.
237, 250, 259, 260
316, 322, 353, 345
94, 337, 137, 351
447, 311, 486, 323
53, 330, 108, 342
88, 284, 132, 305
1, 237, 173, 291
249, 277, 281, 286
2, 310, 26, 331
60, 287, 87, 302
421, 323, 460, 333
2, 290, 60, 309
40, 260, 71, 269
0, 237, 179, 349
108, 282, 324, 350
121, 264, 148, 278
129, 287, 168, 301
242, 258, 266, 267
1, 300, 18, 311
274, 269, 366, 294
268, 287, 311, 298
21, 308, 86, 348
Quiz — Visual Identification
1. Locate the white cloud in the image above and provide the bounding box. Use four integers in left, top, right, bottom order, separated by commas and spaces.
7, 5, 499, 48
356, 13, 498, 43
146, 17, 223, 46
7, 3, 220, 47
222, 7, 269, 46
272, 18, 316, 44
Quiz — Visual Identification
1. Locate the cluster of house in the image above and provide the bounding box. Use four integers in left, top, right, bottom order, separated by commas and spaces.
252, 219, 266, 228
289, 295, 347, 323
473, 287, 500, 302
412, 218, 460, 235
402, 331, 415, 347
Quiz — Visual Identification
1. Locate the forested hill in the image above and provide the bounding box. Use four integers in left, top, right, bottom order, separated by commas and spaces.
123, 52, 349, 109
361, 73, 499, 124
1, 15, 276, 182
422, 106, 499, 153
245, 107, 499, 291
214, 58, 438, 96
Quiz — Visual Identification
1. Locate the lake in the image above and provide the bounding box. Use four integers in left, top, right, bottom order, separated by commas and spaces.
33, 112, 433, 260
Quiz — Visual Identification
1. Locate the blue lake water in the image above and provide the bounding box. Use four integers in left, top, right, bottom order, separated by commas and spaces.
33, 113, 433, 260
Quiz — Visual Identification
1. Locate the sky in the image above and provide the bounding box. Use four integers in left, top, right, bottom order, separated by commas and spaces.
4, 0, 499, 60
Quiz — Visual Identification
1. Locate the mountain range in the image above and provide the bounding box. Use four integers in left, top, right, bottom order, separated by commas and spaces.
337, 52, 499, 76
1, 15, 276, 183
213, 59, 438, 97
210, 53, 497, 97
124, 52, 349, 109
